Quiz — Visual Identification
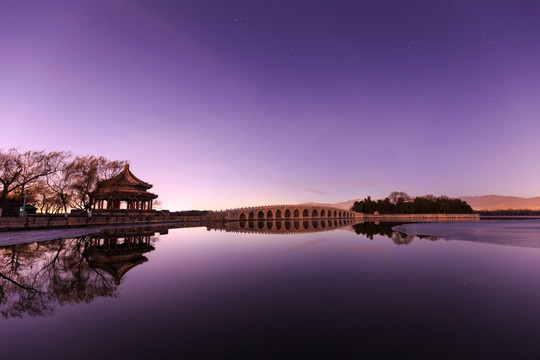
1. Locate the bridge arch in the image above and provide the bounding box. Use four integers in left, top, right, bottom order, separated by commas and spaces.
227, 205, 355, 222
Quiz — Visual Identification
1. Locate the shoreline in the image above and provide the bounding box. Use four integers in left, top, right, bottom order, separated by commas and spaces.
0, 213, 226, 232
0, 222, 204, 246
0, 212, 480, 232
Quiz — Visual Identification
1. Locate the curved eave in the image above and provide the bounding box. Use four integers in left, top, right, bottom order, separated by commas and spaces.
94, 190, 158, 200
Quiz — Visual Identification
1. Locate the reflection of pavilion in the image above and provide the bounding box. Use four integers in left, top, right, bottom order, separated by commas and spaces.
208, 219, 357, 234
84, 226, 165, 285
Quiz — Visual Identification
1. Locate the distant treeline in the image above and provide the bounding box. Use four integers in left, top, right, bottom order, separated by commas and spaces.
351, 191, 474, 214
477, 209, 540, 216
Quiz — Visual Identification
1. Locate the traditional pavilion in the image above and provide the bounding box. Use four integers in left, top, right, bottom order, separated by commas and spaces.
93, 164, 158, 211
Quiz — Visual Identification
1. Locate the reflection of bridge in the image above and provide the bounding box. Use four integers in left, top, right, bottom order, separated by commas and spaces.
225, 205, 358, 221
209, 219, 357, 234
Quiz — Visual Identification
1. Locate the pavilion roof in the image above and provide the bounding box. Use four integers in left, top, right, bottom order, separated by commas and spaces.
94, 164, 158, 200
99, 164, 153, 189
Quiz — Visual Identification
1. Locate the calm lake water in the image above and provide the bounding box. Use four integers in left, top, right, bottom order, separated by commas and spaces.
1, 220, 539, 359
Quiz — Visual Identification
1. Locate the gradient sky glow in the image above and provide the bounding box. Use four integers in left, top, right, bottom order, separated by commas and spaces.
2, 1, 540, 210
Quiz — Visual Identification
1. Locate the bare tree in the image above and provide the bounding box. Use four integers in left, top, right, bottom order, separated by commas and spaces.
70, 156, 127, 211
152, 199, 163, 210
33, 182, 62, 214
388, 191, 411, 204
0, 148, 67, 215
46, 153, 74, 216
0, 148, 22, 210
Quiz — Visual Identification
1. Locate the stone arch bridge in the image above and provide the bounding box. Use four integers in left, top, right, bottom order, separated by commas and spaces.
224, 204, 358, 221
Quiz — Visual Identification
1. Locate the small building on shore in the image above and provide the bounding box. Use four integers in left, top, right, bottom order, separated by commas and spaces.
93, 164, 158, 212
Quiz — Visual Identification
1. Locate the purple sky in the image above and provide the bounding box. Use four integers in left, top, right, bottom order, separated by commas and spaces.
2, 1, 540, 210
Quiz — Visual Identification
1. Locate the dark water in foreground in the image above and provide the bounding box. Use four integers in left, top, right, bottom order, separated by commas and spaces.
1, 220, 540, 359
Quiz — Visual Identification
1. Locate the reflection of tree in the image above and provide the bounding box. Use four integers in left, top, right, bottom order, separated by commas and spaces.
391, 232, 415, 246
0, 228, 159, 318
353, 222, 403, 240
353, 222, 439, 245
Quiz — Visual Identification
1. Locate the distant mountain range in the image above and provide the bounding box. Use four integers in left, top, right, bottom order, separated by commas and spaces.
458, 195, 540, 210
302, 200, 357, 210
306, 195, 540, 211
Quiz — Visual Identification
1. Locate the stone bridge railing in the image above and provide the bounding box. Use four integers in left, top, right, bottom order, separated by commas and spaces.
224, 204, 358, 221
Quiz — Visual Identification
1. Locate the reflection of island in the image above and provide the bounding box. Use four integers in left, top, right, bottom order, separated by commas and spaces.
209, 219, 357, 234
0, 225, 170, 318
353, 222, 440, 245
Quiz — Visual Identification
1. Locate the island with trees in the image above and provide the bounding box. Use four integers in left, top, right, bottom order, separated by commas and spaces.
351, 191, 474, 215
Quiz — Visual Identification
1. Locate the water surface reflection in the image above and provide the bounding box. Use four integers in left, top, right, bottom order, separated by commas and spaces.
209, 218, 356, 234
1, 221, 540, 359
0, 225, 168, 318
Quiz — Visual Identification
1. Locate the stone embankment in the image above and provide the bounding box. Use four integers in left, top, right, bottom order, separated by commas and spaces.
358, 213, 480, 222
0, 211, 478, 232
0, 212, 226, 232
